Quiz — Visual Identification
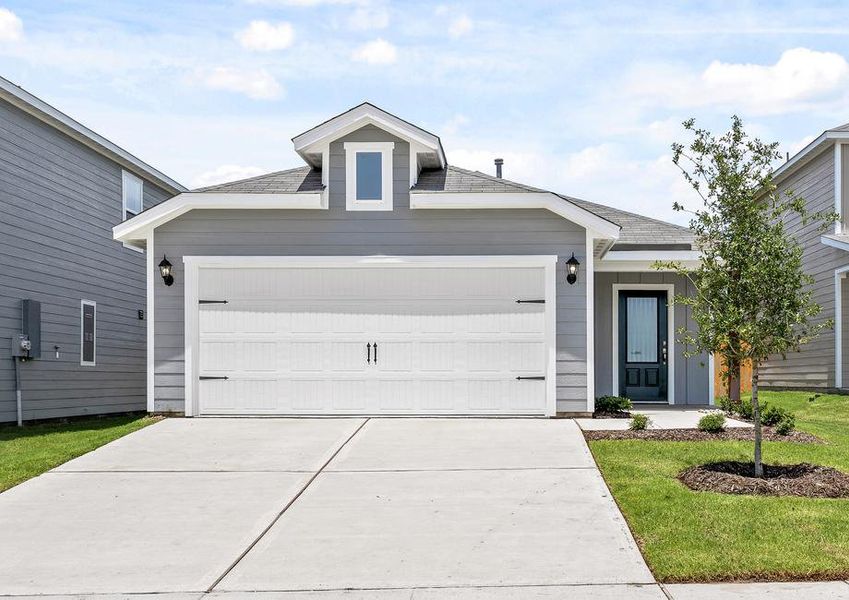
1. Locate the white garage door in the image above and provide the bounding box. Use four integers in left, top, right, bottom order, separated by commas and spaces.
193, 259, 553, 416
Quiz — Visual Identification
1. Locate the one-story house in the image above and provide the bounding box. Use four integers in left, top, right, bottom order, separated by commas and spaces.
114, 103, 709, 417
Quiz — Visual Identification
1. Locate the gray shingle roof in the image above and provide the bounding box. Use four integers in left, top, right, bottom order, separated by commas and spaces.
831, 122, 849, 132
413, 166, 694, 249
194, 166, 323, 193
192, 163, 694, 249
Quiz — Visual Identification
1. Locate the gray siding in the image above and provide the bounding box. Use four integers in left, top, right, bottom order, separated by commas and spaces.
0, 98, 172, 422
760, 147, 847, 389
594, 272, 710, 405
154, 124, 590, 414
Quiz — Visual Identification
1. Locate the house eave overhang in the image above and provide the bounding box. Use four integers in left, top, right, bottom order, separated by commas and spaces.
112, 192, 324, 244
822, 234, 849, 253
0, 76, 186, 195
292, 103, 446, 170
409, 191, 621, 240
596, 249, 701, 272
773, 131, 849, 184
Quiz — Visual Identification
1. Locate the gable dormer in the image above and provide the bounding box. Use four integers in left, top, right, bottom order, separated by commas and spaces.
292, 103, 445, 210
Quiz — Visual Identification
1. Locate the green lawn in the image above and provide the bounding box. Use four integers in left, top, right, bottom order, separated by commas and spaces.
0, 414, 159, 492
587, 391, 849, 582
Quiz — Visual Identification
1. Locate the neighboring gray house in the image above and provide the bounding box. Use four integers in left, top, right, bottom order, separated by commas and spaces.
759, 123, 849, 391
115, 103, 708, 417
0, 76, 185, 423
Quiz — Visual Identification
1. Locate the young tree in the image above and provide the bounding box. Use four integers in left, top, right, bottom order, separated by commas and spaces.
659, 116, 835, 477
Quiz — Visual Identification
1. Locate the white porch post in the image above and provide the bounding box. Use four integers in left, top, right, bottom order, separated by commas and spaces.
586, 231, 595, 413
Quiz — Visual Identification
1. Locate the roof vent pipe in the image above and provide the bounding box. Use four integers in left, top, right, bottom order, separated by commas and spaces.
494, 158, 504, 178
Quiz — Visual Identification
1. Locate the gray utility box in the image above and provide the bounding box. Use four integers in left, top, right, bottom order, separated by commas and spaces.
17, 299, 41, 359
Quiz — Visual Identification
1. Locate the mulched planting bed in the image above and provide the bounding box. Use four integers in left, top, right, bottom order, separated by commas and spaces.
592, 410, 631, 419
679, 461, 849, 498
582, 427, 822, 443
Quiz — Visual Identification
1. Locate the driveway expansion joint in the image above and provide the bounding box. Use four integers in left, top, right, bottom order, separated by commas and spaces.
205, 417, 371, 593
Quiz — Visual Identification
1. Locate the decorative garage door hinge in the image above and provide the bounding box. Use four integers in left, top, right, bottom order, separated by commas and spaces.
199, 376, 229, 380
199, 300, 228, 304
516, 376, 546, 380
515, 299, 545, 304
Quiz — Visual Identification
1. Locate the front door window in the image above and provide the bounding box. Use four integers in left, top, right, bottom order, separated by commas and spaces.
619, 291, 668, 402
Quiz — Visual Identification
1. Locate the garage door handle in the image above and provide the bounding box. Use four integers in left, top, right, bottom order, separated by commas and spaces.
200, 376, 229, 380
373, 342, 378, 364
366, 343, 371, 364
516, 376, 545, 380
515, 299, 545, 304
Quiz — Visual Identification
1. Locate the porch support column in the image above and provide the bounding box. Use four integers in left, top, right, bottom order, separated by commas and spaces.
586, 230, 595, 413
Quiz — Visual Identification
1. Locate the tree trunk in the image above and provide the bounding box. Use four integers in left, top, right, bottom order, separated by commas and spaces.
727, 332, 742, 408
728, 359, 741, 407
751, 362, 763, 478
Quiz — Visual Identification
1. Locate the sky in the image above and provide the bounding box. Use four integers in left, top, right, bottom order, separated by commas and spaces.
1, 1, 848, 225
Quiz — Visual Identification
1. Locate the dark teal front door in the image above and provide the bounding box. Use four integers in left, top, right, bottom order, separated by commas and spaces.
618, 291, 668, 402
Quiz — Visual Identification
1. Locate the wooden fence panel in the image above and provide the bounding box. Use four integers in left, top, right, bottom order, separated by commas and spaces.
714, 354, 752, 398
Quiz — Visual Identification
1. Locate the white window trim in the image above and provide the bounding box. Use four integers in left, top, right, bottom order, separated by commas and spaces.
611, 283, 675, 405
835, 265, 849, 388
80, 299, 96, 367
122, 169, 144, 220
344, 141, 394, 211
182, 255, 558, 418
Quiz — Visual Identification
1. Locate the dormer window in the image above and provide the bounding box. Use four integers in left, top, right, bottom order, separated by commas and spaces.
122, 170, 143, 219
344, 141, 394, 211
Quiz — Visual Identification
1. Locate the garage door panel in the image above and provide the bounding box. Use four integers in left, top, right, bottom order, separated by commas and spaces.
196, 263, 550, 416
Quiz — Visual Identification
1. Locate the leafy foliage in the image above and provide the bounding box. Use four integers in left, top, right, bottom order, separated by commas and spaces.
630, 413, 650, 430
595, 395, 633, 413
698, 412, 727, 433
762, 404, 794, 427
775, 414, 797, 436
658, 116, 836, 476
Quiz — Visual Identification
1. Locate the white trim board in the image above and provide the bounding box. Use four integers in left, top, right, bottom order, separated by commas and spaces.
822, 234, 849, 253
80, 299, 96, 367
293, 103, 445, 169
344, 141, 395, 211
113, 192, 324, 245
585, 231, 595, 412
181, 255, 559, 418
835, 265, 849, 389
410, 192, 621, 240
611, 283, 676, 405
146, 232, 155, 412
773, 130, 849, 185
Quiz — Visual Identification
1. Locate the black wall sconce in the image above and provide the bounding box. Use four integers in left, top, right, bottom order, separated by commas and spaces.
158, 255, 174, 286
566, 253, 580, 285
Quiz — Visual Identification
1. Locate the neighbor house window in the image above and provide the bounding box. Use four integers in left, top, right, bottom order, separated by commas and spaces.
80, 300, 96, 366
122, 170, 143, 219
344, 141, 394, 210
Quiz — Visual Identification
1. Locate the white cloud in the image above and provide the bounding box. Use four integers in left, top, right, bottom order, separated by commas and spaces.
200, 67, 284, 100
348, 7, 389, 31
235, 21, 295, 51
441, 114, 469, 135
192, 164, 267, 188
624, 48, 849, 115
0, 8, 23, 42
449, 15, 473, 38
246, 0, 358, 5
351, 38, 397, 65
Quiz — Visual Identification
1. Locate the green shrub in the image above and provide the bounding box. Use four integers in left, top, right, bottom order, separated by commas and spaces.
595, 396, 632, 413
775, 414, 796, 436
629, 413, 650, 431
716, 395, 732, 413
762, 405, 794, 427
736, 398, 770, 421
698, 412, 726, 433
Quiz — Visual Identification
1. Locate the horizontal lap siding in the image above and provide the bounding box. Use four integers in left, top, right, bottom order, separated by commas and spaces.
593, 272, 710, 404
154, 124, 589, 414
0, 99, 172, 422
760, 147, 846, 390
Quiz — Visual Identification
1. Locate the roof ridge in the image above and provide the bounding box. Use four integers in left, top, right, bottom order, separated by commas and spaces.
193, 165, 313, 192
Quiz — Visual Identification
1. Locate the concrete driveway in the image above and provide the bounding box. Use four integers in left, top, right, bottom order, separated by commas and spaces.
0, 417, 658, 599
